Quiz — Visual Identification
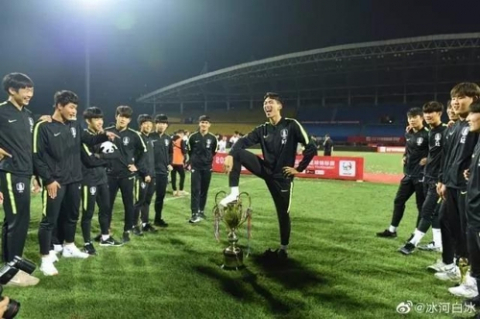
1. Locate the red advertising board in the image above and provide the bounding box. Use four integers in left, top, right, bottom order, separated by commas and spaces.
212, 153, 364, 181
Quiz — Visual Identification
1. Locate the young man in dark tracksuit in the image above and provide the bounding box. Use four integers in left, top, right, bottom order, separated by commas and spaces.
221, 92, 316, 259
104, 106, 147, 243
80, 107, 123, 255
434, 83, 480, 282
133, 114, 157, 234
34, 91, 113, 276
456, 101, 480, 302
187, 115, 218, 223
150, 114, 172, 227
399, 102, 447, 255
0, 73, 40, 286
377, 107, 429, 238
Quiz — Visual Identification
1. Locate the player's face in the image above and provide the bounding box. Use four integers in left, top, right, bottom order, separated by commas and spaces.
58, 103, 77, 121
199, 120, 210, 132
156, 122, 168, 134
263, 98, 281, 118
141, 121, 153, 135
116, 115, 131, 129
87, 118, 104, 132
423, 111, 441, 125
407, 115, 423, 129
451, 95, 474, 117
467, 112, 480, 133
9, 87, 34, 107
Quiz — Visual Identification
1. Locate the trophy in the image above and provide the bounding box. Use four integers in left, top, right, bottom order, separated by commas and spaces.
213, 191, 253, 270
458, 257, 469, 284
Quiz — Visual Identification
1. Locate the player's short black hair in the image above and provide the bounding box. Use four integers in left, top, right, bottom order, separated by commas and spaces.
407, 107, 423, 117
155, 114, 168, 124
54, 90, 79, 108
137, 114, 153, 126
450, 82, 480, 100
422, 101, 444, 113
469, 100, 480, 113
83, 107, 103, 119
264, 92, 283, 105
2, 73, 34, 94
116, 105, 133, 118
199, 115, 210, 122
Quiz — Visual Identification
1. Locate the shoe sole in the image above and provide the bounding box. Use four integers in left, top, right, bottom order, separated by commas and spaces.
99, 243, 124, 247
448, 289, 478, 298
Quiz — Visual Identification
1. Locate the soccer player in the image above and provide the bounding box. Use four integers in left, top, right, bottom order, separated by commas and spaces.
187, 115, 218, 223
454, 100, 480, 301
323, 134, 333, 156
376, 107, 429, 238
34, 91, 114, 276
150, 114, 172, 227
0, 73, 39, 286
433, 83, 480, 282
221, 92, 316, 259
133, 114, 157, 234
80, 107, 123, 254
171, 130, 188, 197
104, 106, 147, 243
398, 102, 447, 255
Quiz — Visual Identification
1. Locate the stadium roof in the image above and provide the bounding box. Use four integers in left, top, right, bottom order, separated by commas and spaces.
137, 33, 480, 105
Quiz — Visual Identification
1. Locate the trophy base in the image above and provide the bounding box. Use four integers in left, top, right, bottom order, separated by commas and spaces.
221, 246, 245, 271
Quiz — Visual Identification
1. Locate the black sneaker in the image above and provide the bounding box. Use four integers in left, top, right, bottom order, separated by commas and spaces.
99, 236, 123, 247
262, 248, 279, 260
398, 242, 415, 255
376, 229, 397, 238
188, 214, 201, 224
405, 233, 414, 243
142, 223, 158, 233
94, 234, 102, 242
122, 231, 131, 243
278, 249, 288, 260
154, 219, 169, 227
198, 211, 207, 220
132, 226, 144, 236
84, 242, 97, 255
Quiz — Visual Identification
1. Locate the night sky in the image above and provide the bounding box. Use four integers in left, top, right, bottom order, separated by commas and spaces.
0, 0, 479, 116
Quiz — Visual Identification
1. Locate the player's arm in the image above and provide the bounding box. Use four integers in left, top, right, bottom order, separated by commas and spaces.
81, 143, 108, 168
212, 134, 218, 157
228, 127, 262, 156
80, 125, 109, 146
185, 134, 194, 166
168, 137, 174, 166
133, 132, 148, 176
32, 122, 54, 185
291, 119, 316, 172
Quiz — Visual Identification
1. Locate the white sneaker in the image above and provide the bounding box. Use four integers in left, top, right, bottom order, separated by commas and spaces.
435, 266, 461, 282
40, 260, 58, 276
219, 193, 239, 207
179, 191, 189, 196
418, 241, 442, 252
449, 274, 478, 298
62, 245, 89, 259
49, 250, 59, 263
4, 270, 40, 287
427, 259, 450, 272
53, 244, 63, 253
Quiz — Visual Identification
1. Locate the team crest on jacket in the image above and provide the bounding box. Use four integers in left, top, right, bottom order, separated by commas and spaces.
206, 139, 212, 148
90, 187, 97, 195
16, 182, 25, 193
141, 182, 146, 189
281, 129, 288, 144
416, 137, 423, 146
434, 133, 441, 146
28, 117, 34, 133
71, 127, 77, 138
164, 139, 169, 146
461, 127, 469, 144
123, 137, 130, 146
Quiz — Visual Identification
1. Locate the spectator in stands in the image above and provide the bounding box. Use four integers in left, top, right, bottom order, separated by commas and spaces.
323, 134, 334, 156
218, 136, 227, 153
229, 131, 240, 147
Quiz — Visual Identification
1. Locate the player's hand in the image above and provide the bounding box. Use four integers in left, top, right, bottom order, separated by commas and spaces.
223, 155, 233, 174
437, 183, 446, 200
106, 131, 119, 141
0, 192, 3, 205
31, 178, 41, 194
0, 148, 12, 161
419, 157, 427, 166
39, 115, 52, 123
0, 296, 10, 318
447, 120, 455, 128
401, 157, 406, 165
464, 169, 470, 181
167, 165, 173, 172
128, 164, 138, 172
405, 125, 412, 133
145, 175, 151, 183
283, 166, 299, 177
47, 181, 61, 199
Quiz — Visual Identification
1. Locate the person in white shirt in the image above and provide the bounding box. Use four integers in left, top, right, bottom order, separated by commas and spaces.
218, 136, 227, 153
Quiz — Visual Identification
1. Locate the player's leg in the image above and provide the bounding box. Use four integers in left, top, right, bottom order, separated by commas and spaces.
62, 183, 89, 259
178, 165, 187, 195
189, 168, 201, 223
96, 183, 123, 246
132, 178, 147, 236
119, 176, 135, 242
141, 178, 157, 232
220, 149, 269, 206
80, 184, 97, 255
171, 166, 178, 196
153, 173, 169, 227
107, 176, 120, 228
198, 169, 212, 220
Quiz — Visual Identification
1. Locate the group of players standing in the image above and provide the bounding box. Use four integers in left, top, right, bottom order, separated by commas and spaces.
377, 82, 480, 307
0, 72, 219, 285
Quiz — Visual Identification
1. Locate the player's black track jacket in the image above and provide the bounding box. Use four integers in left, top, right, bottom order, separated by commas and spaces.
466, 140, 480, 228
403, 127, 429, 178
187, 131, 218, 169
423, 124, 448, 182
150, 132, 172, 175
229, 117, 316, 177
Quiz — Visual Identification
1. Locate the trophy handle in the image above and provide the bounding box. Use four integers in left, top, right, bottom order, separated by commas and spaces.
236, 192, 252, 228
214, 191, 227, 206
